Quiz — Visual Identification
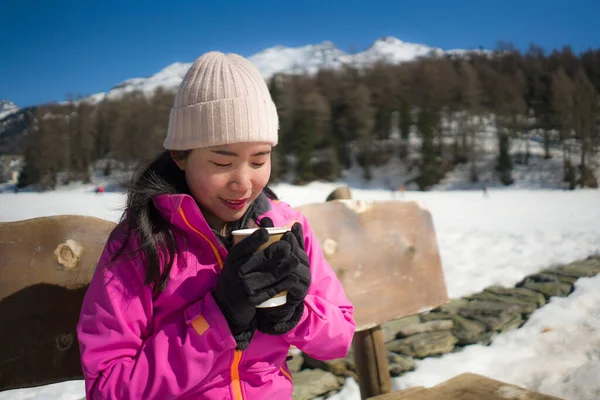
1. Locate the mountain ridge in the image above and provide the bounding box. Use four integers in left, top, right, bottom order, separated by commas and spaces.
79, 36, 483, 104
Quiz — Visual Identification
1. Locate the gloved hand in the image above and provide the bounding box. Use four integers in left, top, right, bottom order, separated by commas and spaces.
256, 218, 311, 335
214, 227, 301, 349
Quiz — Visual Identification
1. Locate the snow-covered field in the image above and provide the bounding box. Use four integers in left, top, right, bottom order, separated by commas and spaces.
1, 184, 599, 399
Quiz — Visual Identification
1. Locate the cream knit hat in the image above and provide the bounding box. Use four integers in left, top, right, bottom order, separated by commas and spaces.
163, 51, 279, 150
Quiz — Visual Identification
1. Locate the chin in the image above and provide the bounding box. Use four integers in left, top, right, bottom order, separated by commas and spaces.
221, 206, 250, 222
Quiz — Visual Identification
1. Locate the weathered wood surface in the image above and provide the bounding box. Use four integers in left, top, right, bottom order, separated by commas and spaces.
367, 373, 564, 400
296, 199, 449, 331
353, 326, 392, 399
0, 215, 116, 390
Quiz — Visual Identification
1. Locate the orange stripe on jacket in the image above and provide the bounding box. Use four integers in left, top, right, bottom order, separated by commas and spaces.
178, 207, 224, 269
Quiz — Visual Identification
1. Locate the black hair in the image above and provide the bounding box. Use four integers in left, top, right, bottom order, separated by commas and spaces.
111, 150, 278, 294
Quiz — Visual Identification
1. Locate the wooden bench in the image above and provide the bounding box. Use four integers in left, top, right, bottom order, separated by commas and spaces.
1, 187, 556, 400
367, 373, 563, 400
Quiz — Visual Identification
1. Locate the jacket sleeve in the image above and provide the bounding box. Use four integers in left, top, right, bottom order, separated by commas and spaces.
281, 213, 356, 360
77, 246, 236, 400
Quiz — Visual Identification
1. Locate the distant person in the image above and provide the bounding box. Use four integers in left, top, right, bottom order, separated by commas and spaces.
482, 184, 489, 197
384, 176, 395, 198
94, 185, 105, 193
398, 184, 406, 198
77, 52, 355, 399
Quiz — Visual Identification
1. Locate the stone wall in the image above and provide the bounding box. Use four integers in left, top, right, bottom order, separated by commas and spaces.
291, 256, 600, 400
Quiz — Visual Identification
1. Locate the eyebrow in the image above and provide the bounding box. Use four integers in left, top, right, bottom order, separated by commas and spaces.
211, 150, 271, 157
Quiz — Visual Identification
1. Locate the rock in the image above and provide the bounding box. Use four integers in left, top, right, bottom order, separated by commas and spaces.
458, 301, 522, 331
386, 331, 458, 358
396, 320, 455, 338
541, 273, 578, 285
420, 312, 453, 322
386, 339, 412, 355
450, 314, 489, 345
292, 369, 340, 400
389, 362, 416, 376
545, 260, 600, 278
517, 272, 562, 286
302, 354, 355, 378
435, 299, 469, 314
387, 351, 412, 363
387, 351, 415, 374
522, 281, 572, 299
287, 352, 304, 373
467, 291, 538, 315
499, 313, 523, 333
382, 315, 421, 342
484, 286, 546, 307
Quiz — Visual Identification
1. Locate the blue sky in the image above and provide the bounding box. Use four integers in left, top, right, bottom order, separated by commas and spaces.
1, 0, 599, 108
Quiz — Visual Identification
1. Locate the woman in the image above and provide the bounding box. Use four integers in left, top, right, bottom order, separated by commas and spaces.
77, 51, 355, 399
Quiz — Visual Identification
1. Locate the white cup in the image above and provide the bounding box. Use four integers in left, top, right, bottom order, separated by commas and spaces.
231, 227, 290, 308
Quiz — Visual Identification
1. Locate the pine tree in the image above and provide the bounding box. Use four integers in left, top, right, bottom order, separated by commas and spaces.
496, 132, 513, 185
416, 110, 439, 190
291, 114, 315, 184
550, 67, 575, 183
457, 61, 483, 182
572, 68, 598, 187
337, 84, 375, 180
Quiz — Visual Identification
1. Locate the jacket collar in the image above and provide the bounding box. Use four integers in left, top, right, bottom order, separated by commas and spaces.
152, 192, 280, 252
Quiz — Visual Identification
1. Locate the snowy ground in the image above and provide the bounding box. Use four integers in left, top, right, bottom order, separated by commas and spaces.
1, 184, 599, 399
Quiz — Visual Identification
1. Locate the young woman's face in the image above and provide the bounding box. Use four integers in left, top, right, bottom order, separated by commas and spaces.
173, 142, 272, 230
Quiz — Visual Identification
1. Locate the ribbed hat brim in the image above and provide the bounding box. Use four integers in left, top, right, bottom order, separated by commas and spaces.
164, 96, 279, 150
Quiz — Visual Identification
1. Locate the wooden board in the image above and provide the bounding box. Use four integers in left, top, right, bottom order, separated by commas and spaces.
0, 215, 116, 297
0, 215, 116, 390
297, 200, 448, 331
367, 373, 564, 400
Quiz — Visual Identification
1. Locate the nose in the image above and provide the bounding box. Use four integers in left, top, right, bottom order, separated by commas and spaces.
228, 165, 252, 193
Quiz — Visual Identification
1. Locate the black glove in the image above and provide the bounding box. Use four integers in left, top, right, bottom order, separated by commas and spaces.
255, 218, 311, 335
214, 227, 300, 349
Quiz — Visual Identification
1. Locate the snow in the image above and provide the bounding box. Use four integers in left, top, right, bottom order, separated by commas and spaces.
249, 41, 347, 78
0, 381, 85, 400
0, 100, 19, 120
64, 36, 479, 104
391, 275, 600, 400
0, 185, 599, 399
352, 36, 443, 66
105, 62, 191, 100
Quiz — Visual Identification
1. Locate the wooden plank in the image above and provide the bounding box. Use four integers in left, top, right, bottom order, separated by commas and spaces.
0, 215, 116, 298
368, 373, 564, 400
296, 200, 448, 331
367, 387, 426, 400
353, 326, 391, 399
0, 215, 116, 390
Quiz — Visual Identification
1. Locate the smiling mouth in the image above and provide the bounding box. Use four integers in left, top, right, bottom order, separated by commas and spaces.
221, 198, 249, 210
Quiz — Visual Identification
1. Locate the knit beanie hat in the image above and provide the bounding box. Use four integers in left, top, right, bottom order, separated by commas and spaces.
163, 51, 279, 150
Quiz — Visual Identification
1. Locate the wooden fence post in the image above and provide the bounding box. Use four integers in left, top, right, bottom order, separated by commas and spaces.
352, 325, 391, 399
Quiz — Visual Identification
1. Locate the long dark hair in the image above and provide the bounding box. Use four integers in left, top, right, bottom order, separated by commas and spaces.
111, 150, 278, 294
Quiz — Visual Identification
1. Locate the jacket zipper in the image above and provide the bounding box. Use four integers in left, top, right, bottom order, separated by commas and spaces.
179, 207, 244, 400
231, 350, 244, 399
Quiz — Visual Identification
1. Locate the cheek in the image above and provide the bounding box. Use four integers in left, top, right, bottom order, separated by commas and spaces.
185, 171, 222, 198
253, 166, 271, 189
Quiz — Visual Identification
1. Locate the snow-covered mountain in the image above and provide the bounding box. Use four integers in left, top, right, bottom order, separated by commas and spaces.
98, 62, 192, 101
87, 36, 480, 103
248, 40, 349, 78
0, 101, 19, 120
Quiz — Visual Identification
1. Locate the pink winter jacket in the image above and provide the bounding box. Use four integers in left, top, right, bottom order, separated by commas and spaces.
77, 193, 356, 399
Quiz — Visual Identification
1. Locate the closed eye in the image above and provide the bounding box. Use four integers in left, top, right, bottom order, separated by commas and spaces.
252, 162, 266, 167
212, 162, 232, 168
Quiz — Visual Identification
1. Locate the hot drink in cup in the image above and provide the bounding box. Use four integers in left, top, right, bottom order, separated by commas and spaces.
231, 227, 290, 308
